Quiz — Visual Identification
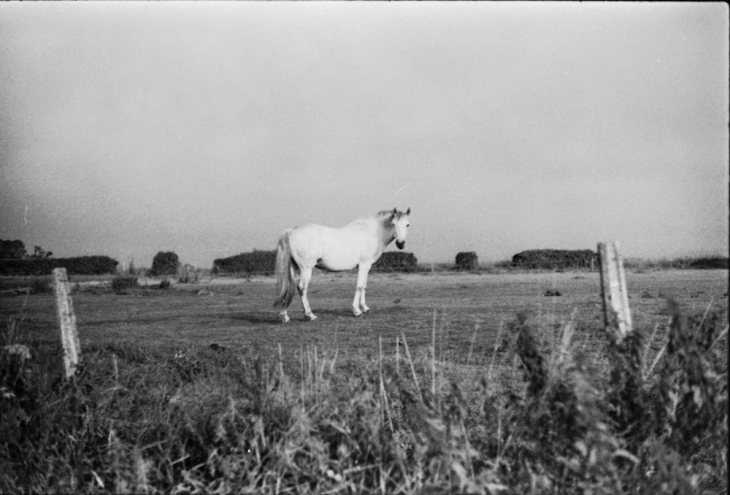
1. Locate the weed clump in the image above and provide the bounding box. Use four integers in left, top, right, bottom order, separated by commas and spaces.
29, 277, 52, 294
111, 274, 138, 293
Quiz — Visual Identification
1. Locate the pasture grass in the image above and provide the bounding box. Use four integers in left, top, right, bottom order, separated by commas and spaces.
1, 301, 727, 494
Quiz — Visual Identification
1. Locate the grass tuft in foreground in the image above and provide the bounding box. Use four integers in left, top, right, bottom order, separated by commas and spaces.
0, 304, 727, 494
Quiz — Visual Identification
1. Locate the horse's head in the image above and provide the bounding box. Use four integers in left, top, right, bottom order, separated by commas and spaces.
391, 207, 410, 250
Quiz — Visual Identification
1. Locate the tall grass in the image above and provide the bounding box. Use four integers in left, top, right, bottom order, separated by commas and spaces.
1, 304, 726, 494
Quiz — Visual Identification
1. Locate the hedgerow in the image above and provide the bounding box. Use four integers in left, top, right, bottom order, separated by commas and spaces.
372, 251, 418, 273
511, 249, 597, 270
213, 250, 277, 275
689, 257, 729, 269
0, 256, 119, 276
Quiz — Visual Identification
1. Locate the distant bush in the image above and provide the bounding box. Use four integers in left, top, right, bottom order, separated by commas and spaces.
150, 251, 180, 277
511, 249, 596, 270
690, 257, 728, 269
0, 256, 119, 276
177, 264, 199, 284
372, 251, 418, 272
111, 274, 138, 293
455, 251, 478, 271
159, 278, 171, 290
213, 250, 276, 275
0, 239, 26, 259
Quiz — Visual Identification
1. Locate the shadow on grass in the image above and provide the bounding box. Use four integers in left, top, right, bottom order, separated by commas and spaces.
230, 313, 282, 324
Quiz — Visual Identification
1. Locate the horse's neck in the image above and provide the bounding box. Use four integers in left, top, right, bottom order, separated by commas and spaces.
375, 216, 395, 246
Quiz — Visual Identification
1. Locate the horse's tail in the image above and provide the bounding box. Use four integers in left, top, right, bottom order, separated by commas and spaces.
273, 229, 297, 310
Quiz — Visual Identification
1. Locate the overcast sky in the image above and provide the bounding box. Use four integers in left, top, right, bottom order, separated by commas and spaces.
1, 3, 727, 267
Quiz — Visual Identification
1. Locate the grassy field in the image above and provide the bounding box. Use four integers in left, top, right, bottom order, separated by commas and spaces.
1, 269, 727, 493
1, 269, 727, 358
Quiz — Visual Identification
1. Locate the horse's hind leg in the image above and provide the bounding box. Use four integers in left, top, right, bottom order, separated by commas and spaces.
352, 263, 372, 316
279, 263, 297, 323
298, 266, 317, 321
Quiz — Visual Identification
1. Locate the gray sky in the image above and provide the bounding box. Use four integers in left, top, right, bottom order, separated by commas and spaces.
1, 3, 727, 267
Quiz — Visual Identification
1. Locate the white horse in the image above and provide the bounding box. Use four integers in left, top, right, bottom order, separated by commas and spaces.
273, 208, 411, 322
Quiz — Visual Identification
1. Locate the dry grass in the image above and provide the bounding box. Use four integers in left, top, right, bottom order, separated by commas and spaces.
1, 300, 726, 493
0, 269, 727, 492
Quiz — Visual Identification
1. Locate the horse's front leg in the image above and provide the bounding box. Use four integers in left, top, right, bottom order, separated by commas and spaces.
353, 263, 372, 316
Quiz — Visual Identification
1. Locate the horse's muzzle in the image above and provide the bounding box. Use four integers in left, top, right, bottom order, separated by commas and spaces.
396, 240, 405, 250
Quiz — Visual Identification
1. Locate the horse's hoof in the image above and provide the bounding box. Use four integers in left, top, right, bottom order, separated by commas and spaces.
281, 317, 290, 323
362, 307, 370, 314
305, 314, 318, 321
353, 312, 362, 317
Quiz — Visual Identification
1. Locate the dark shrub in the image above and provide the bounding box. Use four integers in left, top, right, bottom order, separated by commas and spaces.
371, 251, 418, 273
213, 250, 276, 275
511, 249, 597, 270
29, 277, 52, 294
150, 251, 180, 277
111, 274, 138, 293
455, 251, 478, 271
0, 239, 26, 259
159, 278, 171, 289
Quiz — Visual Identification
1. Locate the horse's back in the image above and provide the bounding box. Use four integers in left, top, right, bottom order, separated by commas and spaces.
288, 224, 326, 255
287, 221, 379, 271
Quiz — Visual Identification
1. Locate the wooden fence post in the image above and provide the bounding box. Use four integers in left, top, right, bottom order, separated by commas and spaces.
598, 241, 632, 342
53, 268, 81, 379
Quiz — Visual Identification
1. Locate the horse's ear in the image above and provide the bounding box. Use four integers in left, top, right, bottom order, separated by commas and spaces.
406, 207, 410, 215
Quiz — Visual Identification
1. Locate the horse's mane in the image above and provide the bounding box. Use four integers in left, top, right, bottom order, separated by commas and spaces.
350, 210, 406, 231
376, 209, 407, 219
370, 210, 407, 233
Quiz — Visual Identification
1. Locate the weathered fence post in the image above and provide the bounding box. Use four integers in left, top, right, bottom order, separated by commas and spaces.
598, 241, 632, 342
53, 268, 81, 379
